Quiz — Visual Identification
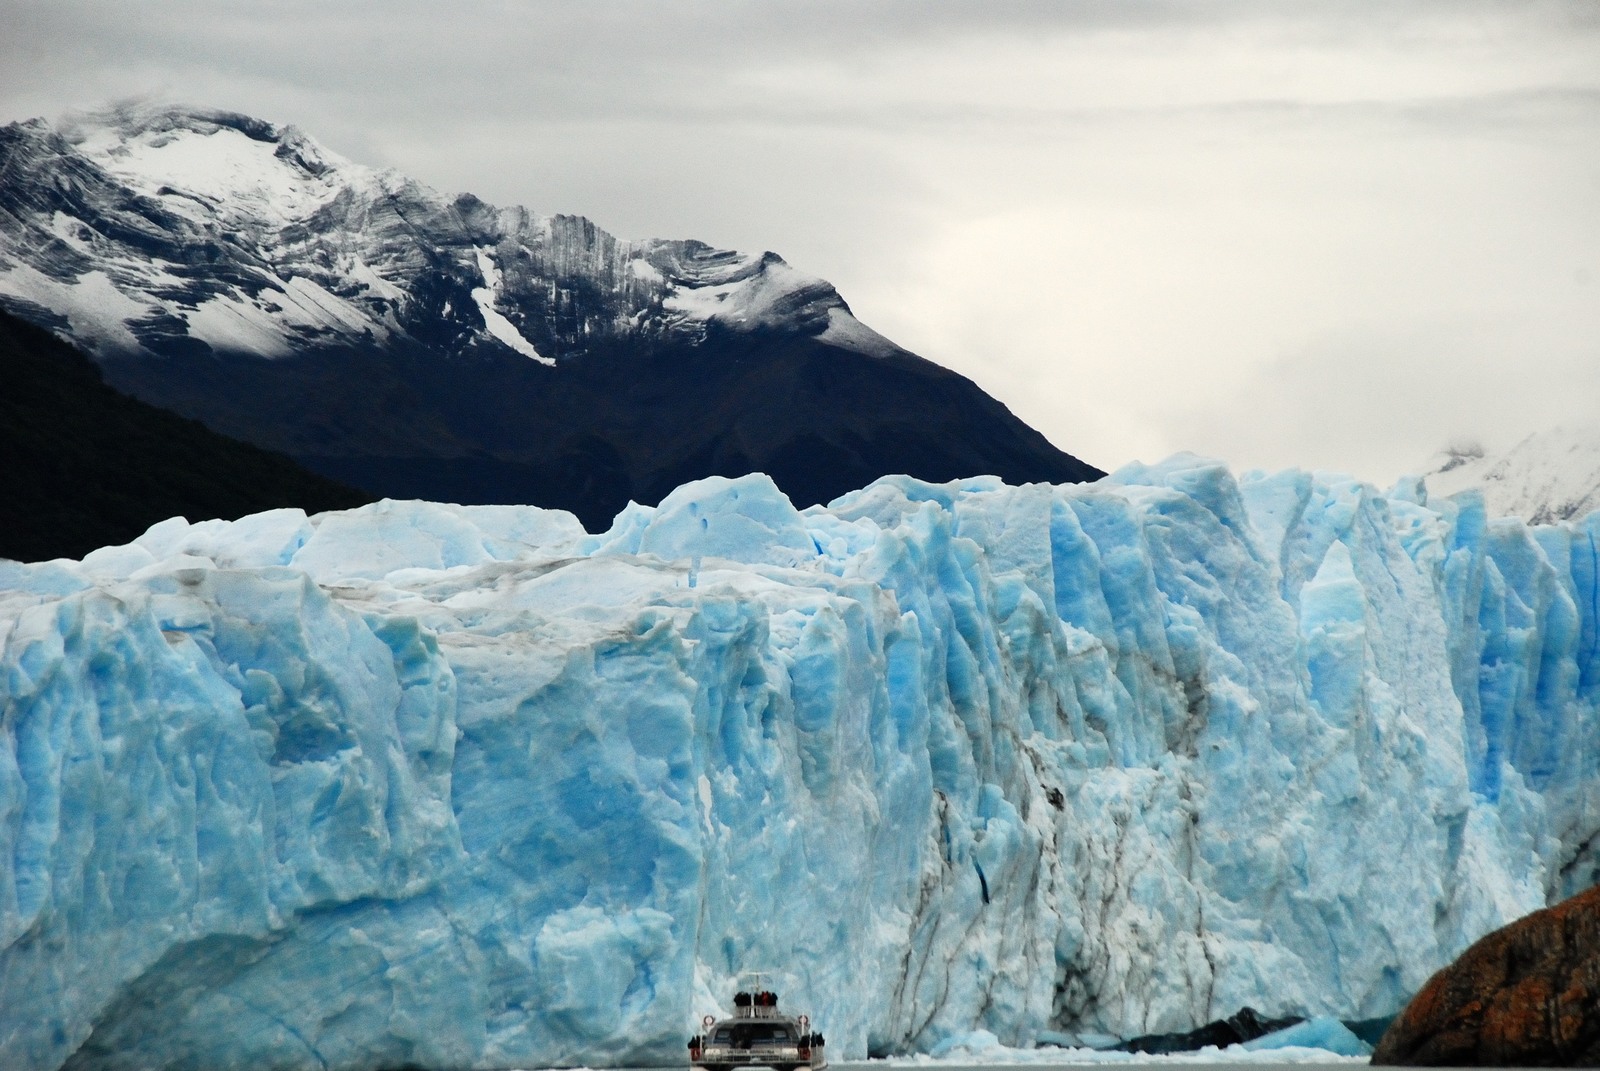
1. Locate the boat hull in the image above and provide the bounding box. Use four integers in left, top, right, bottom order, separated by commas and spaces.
691, 1013, 826, 1071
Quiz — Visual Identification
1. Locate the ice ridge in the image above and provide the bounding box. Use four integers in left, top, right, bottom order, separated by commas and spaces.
1, 460, 1597, 1071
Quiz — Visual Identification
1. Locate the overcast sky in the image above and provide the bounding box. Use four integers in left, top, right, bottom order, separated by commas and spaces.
3, 1, 1597, 482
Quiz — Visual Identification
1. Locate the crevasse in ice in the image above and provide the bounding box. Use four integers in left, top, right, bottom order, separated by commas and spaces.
2, 456, 1597, 1071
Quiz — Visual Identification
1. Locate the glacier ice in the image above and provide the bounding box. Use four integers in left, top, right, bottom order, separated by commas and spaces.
1241, 1018, 1370, 1057
2, 458, 1599, 1071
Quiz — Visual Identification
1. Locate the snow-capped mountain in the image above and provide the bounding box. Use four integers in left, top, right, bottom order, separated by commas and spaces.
0, 103, 876, 366
0, 104, 1100, 525
1423, 426, 1600, 525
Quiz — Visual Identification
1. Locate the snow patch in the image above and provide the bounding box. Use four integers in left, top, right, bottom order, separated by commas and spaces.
47, 212, 95, 255
665, 255, 826, 331
818, 306, 900, 358
183, 290, 294, 357
472, 246, 553, 364
628, 257, 665, 283
184, 275, 383, 356
342, 254, 407, 303
281, 275, 383, 334
0, 263, 147, 355
82, 125, 341, 224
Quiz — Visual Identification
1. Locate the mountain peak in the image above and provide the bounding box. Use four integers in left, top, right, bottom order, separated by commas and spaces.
57, 101, 361, 225
62, 99, 277, 135
59, 101, 342, 177
0, 102, 901, 367
1422, 424, 1600, 524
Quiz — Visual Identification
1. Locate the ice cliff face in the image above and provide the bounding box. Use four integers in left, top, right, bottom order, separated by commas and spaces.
2, 459, 1598, 1071
0, 103, 893, 364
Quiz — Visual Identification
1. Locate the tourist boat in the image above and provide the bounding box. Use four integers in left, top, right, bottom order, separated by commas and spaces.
689, 974, 827, 1071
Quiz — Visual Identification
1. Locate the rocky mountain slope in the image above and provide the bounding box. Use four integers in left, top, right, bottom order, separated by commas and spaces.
0, 306, 368, 561
1373, 885, 1600, 1066
1423, 427, 1600, 526
0, 104, 1100, 527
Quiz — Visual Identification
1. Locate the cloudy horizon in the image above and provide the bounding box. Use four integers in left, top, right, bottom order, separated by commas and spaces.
4, 0, 1597, 483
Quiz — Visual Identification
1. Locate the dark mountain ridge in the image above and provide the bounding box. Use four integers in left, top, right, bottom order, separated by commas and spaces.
0, 307, 370, 562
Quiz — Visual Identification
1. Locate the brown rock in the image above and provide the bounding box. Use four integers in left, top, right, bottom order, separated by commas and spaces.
1372, 884, 1600, 1066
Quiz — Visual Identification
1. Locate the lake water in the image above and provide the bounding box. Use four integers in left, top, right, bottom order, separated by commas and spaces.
550, 1057, 1600, 1071
525, 1061, 1376, 1071
557, 1063, 1567, 1071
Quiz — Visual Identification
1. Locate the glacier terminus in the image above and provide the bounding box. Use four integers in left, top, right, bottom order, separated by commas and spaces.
2, 457, 1598, 1071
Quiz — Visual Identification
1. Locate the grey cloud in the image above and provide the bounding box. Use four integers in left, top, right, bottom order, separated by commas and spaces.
1165, 319, 1600, 481
2, 0, 1597, 481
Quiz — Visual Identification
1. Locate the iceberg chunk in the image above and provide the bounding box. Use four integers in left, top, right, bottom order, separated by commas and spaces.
1241, 1017, 1372, 1057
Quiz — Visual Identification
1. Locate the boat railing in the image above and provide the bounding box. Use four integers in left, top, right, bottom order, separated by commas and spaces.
732, 990, 782, 1019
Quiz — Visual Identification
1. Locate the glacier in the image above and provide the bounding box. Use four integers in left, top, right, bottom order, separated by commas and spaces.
2, 457, 1598, 1071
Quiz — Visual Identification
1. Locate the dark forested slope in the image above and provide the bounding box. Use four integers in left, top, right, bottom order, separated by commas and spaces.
0, 308, 370, 562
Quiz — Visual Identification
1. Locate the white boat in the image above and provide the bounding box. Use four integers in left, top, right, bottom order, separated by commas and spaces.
689, 974, 827, 1071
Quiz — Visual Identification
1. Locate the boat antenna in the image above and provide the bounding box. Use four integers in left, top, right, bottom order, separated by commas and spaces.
736, 969, 776, 990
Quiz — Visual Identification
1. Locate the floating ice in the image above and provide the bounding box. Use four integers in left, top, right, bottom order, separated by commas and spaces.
894, 1035, 1366, 1065
2, 460, 1597, 1071
1242, 1018, 1371, 1057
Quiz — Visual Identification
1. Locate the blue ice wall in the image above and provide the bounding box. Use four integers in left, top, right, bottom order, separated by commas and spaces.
2, 462, 1597, 1071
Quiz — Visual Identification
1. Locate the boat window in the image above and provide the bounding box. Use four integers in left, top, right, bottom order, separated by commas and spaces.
713, 1029, 733, 1043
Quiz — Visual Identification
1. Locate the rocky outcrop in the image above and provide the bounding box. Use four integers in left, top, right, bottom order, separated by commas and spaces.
1372, 884, 1600, 1066
1118, 1007, 1302, 1055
